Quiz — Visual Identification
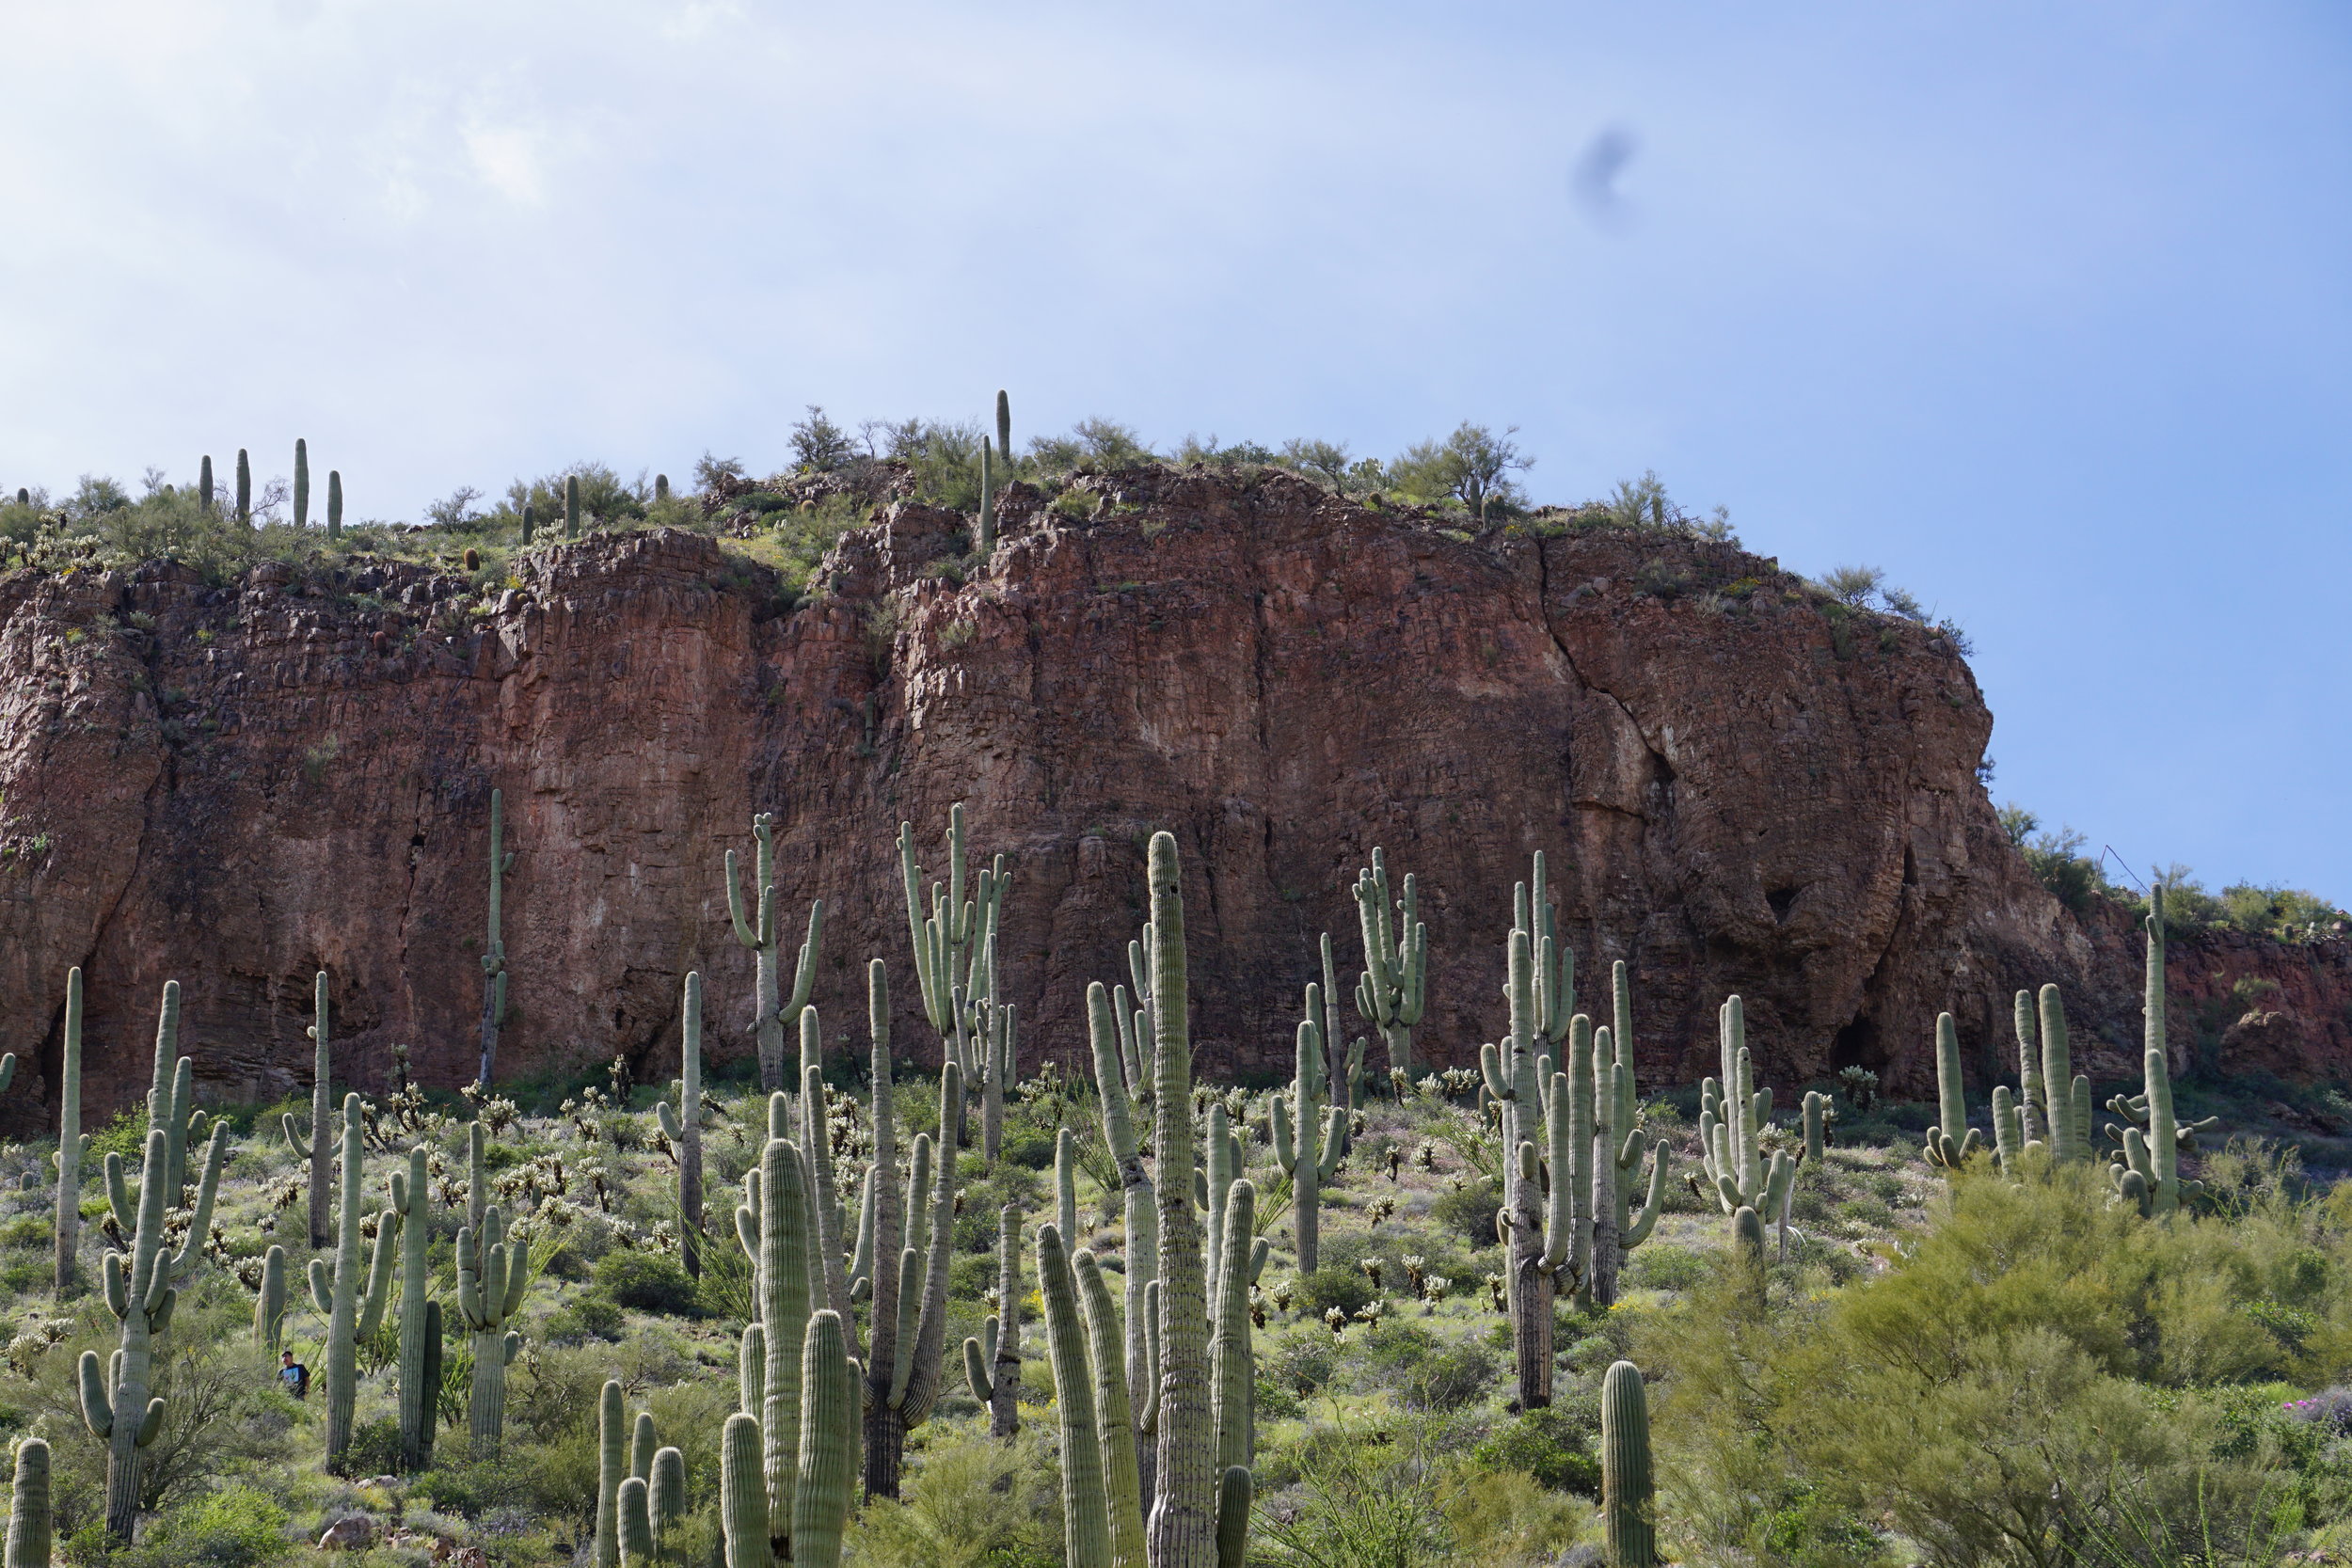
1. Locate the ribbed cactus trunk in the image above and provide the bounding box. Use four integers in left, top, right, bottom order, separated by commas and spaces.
1352, 847, 1426, 1084
1273, 992, 1343, 1278
2040, 985, 2087, 1163
658, 973, 706, 1275
234, 449, 251, 526
594, 1381, 625, 1568
1502, 931, 1562, 1408
294, 439, 310, 529
1589, 1027, 1621, 1307
1086, 978, 1161, 1513
977, 444, 997, 558
51, 968, 82, 1298
198, 455, 214, 513
313, 1093, 397, 1473
326, 470, 342, 540
456, 1204, 528, 1455
564, 474, 580, 539
1601, 1361, 1657, 1567
394, 1147, 437, 1471
726, 815, 821, 1095
995, 389, 1012, 463
1039, 1225, 1111, 1567
278, 971, 333, 1248
1143, 832, 1221, 1568
253, 1246, 287, 1351
7, 1438, 49, 1568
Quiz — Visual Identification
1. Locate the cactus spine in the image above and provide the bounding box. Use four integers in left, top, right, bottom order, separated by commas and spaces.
5, 1439, 48, 1568
1600, 1361, 1657, 1568
253, 1245, 287, 1350
1352, 847, 1427, 1082
282, 970, 333, 1248
1924, 1012, 1983, 1169
294, 438, 310, 529
455, 1203, 529, 1454
995, 388, 1012, 463
961, 1204, 1024, 1438
564, 474, 580, 539
392, 1146, 441, 1471
1697, 997, 1796, 1219
83, 987, 230, 1540
723, 813, 823, 1094
656, 972, 707, 1275
326, 470, 342, 539
310, 1092, 399, 1473
1271, 987, 1344, 1275
480, 791, 513, 1088
52, 967, 84, 1298
234, 449, 251, 525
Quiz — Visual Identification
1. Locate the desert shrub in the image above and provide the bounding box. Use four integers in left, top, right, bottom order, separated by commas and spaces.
593, 1250, 701, 1316
1470, 1404, 1601, 1496
412, 1456, 532, 1519
1626, 1243, 1709, 1292
1263, 1335, 1340, 1401
1436, 1464, 1595, 1566
88, 1106, 149, 1164
541, 1291, 625, 1345
999, 1128, 1055, 1169
844, 1429, 1058, 1568
1426, 1178, 1502, 1249
1357, 1322, 1500, 1413
1296, 1264, 1375, 1320
124, 1484, 294, 1568
1256, 1427, 1452, 1568
342, 1417, 404, 1479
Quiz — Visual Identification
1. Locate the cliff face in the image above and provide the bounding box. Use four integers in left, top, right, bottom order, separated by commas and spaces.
0, 467, 2337, 1123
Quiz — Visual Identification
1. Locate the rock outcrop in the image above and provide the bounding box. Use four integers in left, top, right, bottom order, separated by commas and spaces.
0, 467, 2338, 1122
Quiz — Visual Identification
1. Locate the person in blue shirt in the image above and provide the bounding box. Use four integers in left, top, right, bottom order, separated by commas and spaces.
278, 1350, 309, 1401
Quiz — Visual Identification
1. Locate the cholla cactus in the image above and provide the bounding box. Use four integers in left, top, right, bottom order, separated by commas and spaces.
724, 814, 823, 1094
1352, 847, 1427, 1082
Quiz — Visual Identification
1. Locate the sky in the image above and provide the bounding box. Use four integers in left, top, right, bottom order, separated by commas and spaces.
2, 2, 2346, 903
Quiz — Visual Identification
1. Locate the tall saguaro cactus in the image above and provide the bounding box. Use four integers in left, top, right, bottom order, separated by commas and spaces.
294, 438, 310, 529
2039, 986, 2091, 1164
656, 972, 707, 1275
52, 968, 85, 1299
6, 1439, 49, 1568
2107, 886, 2213, 1213
1601, 1361, 1657, 1568
253, 1246, 288, 1351
564, 475, 580, 539
326, 470, 343, 540
724, 813, 823, 1094
282, 971, 334, 1248
1697, 998, 1796, 1225
480, 791, 513, 1088
995, 389, 1012, 463
1085, 978, 1161, 1507
977, 444, 997, 559
1923, 1013, 1982, 1169
1140, 832, 1253, 1567
391, 1146, 442, 1472
198, 455, 214, 514
1271, 986, 1344, 1275
455, 1205, 530, 1454
234, 449, 251, 526
82, 986, 230, 1541
1352, 847, 1427, 1082
961, 1204, 1024, 1438
717, 1309, 857, 1568
310, 1093, 399, 1473
899, 802, 1008, 1145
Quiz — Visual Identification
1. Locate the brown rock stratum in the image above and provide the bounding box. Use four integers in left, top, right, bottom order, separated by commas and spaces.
0, 467, 2342, 1124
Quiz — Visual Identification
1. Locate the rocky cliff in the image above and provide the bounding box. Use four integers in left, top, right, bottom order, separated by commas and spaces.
0, 467, 2340, 1123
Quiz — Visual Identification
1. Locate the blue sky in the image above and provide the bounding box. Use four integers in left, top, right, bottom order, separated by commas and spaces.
4, 2, 2345, 902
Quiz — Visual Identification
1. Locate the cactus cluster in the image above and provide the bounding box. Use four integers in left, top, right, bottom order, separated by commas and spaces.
899, 803, 1012, 1158
725, 813, 823, 1094
1352, 847, 1427, 1082
596, 1388, 688, 1568
390, 1146, 442, 1472
455, 1198, 531, 1454
1697, 996, 1796, 1234
1271, 984, 1346, 1275
2106, 886, 2217, 1213
311, 1091, 400, 1474
80, 983, 230, 1540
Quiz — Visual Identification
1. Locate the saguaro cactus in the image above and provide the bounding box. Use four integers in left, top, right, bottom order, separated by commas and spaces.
899, 803, 1007, 1147
310, 1093, 399, 1473
1085, 978, 1162, 1505
716, 1310, 857, 1568
6, 1439, 49, 1568
1697, 998, 1796, 1222
977, 444, 996, 558
391, 1146, 442, 1471
1139, 832, 1254, 1565
1802, 1090, 1832, 1164
1271, 987, 1345, 1275
995, 389, 1012, 462
1992, 1085, 2025, 1178
2012, 990, 2043, 1145
655, 972, 707, 1275
1924, 1013, 1982, 1169
199, 455, 214, 513
252, 1246, 288, 1351
326, 470, 343, 540
235, 450, 251, 526
2039, 986, 2091, 1164
52, 968, 85, 1299
595, 1381, 626, 1568
856, 1047, 961, 1497
564, 475, 580, 539
1601, 1361, 1657, 1568
294, 439, 310, 529
281, 970, 334, 1248
1352, 847, 1427, 1082
961, 1204, 1024, 1439
83, 1010, 230, 1543
455, 1204, 529, 1454
724, 813, 823, 1094
480, 790, 513, 1088
2107, 886, 2213, 1213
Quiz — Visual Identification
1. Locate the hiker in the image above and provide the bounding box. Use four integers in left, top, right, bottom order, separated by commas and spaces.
279, 1350, 310, 1401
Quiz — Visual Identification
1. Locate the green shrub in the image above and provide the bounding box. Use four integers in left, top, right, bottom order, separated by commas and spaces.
1625, 1243, 1709, 1291
593, 1250, 701, 1316
126, 1484, 294, 1568
1296, 1264, 1375, 1320
342, 1416, 405, 1479
88, 1106, 148, 1164
542, 1292, 625, 1345
1, 1214, 48, 1250
1427, 1178, 1502, 1250
413, 1456, 532, 1519
1471, 1405, 1601, 1496
999, 1129, 1055, 1170
1358, 1322, 1500, 1413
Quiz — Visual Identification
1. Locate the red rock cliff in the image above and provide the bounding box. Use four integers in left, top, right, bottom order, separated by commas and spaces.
0, 467, 2338, 1121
